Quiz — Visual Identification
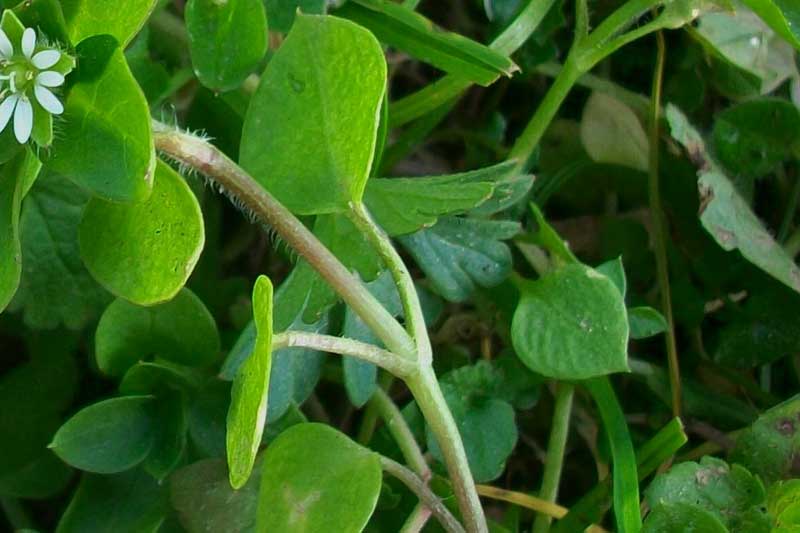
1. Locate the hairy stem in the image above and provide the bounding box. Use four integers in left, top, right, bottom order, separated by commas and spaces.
381, 456, 466, 533
272, 331, 415, 377
648, 31, 681, 418
152, 121, 415, 361
532, 383, 575, 533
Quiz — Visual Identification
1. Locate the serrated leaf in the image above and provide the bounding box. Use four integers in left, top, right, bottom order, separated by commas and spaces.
581, 92, 649, 172
46, 35, 155, 202
364, 162, 516, 236
61, 0, 158, 46
256, 423, 382, 532
241, 14, 386, 215
731, 394, 800, 484
667, 104, 800, 294
79, 161, 205, 305
628, 307, 668, 340
398, 216, 520, 302
512, 263, 630, 380
337, 0, 518, 86
13, 171, 109, 330
186, 0, 268, 92
227, 276, 274, 489
50, 396, 155, 474
95, 288, 220, 377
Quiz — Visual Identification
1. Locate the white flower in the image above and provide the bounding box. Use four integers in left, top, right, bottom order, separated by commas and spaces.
0, 27, 66, 144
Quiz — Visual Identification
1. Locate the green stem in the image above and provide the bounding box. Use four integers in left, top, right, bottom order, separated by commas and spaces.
373, 388, 430, 478
648, 30, 681, 418
152, 122, 416, 361
348, 202, 432, 363
400, 503, 433, 533
272, 331, 415, 377
407, 366, 487, 533
380, 456, 466, 533
532, 383, 575, 533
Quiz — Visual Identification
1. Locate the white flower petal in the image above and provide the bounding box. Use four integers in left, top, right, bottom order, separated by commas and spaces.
36, 71, 64, 88
0, 29, 12, 59
14, 96, 32, 143
35, 84, 62, 115
21, 28, 36, 59
32, 50, 60, 70
0, 94, 19, 133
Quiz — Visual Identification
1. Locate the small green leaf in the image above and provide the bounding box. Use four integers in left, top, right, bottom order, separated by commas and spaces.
95, 288, 220, 377
79, 160, 205, 306
12, 0, 71, 45
186, 0, 268, 92
643, 503, 728, 533
731, 394, 800, 484
580, 92, 649, 172
398, 216, 520, 302
644, 456, 771, 533
596, 256, 627, 298
56, 469, 168, 533
364, 162, 516, 236
61, 0, 158, 46
667, 104, 800, 294
0, 149, 40, 312
51, 396, 155, 474
512, 263, 629, 380
768, 479, 800, 529
628, 307, 668, 340
337, 0, 518, 86
712, 98, 800, 179
528, 203, 578, 265
741, 0, 800, 50
265, 0, 326, 32
144, 391, 188, 482
46, 35, 155, 203
256, 423, 382, 532
240, 14, 386, 215
227, 275, 274, 489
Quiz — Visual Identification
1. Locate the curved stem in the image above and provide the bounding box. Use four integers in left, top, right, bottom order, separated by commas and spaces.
648, 30, 681, 418
532, 383, 575, 533
272, 331, 415, 377
381, 456, 466, 533
400, 503, 433, 533
152, 122, 416, 361
372, 388, 430, 478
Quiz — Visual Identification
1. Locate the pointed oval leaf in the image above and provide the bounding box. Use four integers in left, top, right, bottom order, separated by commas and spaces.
50, 396, 155, 474
46, 35, 155, 203
61, 0, 158, 46
240, 14, 386, 215
186, 0, 268, 92
256, 423, 382, 532
512, 263, 630, 380
227, 275, 274, 489
79, 160, 205, 306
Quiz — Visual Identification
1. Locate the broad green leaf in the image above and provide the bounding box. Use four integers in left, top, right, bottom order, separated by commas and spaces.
512, 263, 629, 380
695, 8, 797, 96
12, 0, 71, 45
712, 98, 800, 179
56, 469, 168, 533
46, 36, 155, 203
644, 456, 771, 533
580, 92, 649, 172
95, 289, 219, 377
265, 0, 326, 32
143, 391, 188, 482
227, 276, 274, 489
427, 362, 519, 483
768, 480, 800, 530
256, 423, 382, 532
741, 0, 800, 50
336, 0, 518, 86
171, 458, 262, 533
12, 171, 109, 330
240, 14, 386, 215
0, 149, 40, 312
61, 0, 158, 46
667, 104, 800, 294
398, 216, 520, 302
628, 307, 668, 340
364, 162, 515, 236
186, 0, 268, 92
731, 394, 800, 484
643, 503, 728, 533
50, 396, 155, 474
79, 161, 205, 305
